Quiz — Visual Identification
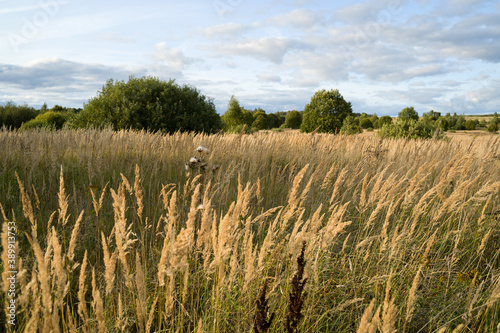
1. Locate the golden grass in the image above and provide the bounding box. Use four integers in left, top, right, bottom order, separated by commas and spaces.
0, 127, 499, 332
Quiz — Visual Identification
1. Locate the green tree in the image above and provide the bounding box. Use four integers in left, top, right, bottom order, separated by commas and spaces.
221, 96, 245, 130
268, 113, 282, 129
378, 115, 393, 128
398, 107, 419, 121
340, 115, 362, 135
0, 101, 38, 128
359, 117, 373, 129
285, 110, 302, 129
252, 114, 269, 130
70, 76, 221, 133
242, 110, 255, 128
464, 119, 477, 130
300, 89, 353, 133
370, 114, 379, 128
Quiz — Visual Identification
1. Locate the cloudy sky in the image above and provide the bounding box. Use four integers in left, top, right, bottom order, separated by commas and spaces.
0, 0, 499, 116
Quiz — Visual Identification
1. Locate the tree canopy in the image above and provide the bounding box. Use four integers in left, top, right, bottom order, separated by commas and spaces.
70, 76, 221, 133
300, 89, 353, 133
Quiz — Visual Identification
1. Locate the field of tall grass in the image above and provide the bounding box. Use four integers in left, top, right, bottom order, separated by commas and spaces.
0, 127, 499, 332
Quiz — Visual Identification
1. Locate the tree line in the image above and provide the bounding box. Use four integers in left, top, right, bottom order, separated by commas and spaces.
1, 76, 498, 138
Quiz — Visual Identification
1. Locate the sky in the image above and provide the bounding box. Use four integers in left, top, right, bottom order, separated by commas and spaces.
0, 0, 499, 116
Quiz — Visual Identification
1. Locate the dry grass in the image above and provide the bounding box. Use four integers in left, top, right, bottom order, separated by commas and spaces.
0, 127, 499, 332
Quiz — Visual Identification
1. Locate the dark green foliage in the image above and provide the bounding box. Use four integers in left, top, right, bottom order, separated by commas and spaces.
252, 114, 269, 130
378, 115, 393, 128
487, 121, 498, 132
359, 117, 373, 129
464, 119, 477, 130
267, 113, 282, 129
71, 76, 221, 133
398, 107, 419, 121
300, 89, 353, 133
340, 115, 362, 135
284, 110, 302, 129
0, 101, 38, 128
370, 114, 379, 128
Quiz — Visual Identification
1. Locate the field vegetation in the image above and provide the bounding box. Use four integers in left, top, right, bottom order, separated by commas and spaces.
1, 127, 499, 332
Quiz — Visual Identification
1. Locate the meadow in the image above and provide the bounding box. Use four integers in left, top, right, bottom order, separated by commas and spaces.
0, 127, 499, 332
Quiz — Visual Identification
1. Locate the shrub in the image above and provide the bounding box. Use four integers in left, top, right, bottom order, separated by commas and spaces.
378, 118, 436, 140
464, 120, 477, 130
340, 115, 362, 135
21, 111, 70, 130
252, 113, 269, 130
378, 115, 393, 128
359, 117, 373, 129
487, 122, 498, 133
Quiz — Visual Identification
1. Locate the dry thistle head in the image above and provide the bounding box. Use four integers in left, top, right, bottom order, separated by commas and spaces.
196, 145, 209, 154
254, 280, 275, 333
286, 241, 308, 333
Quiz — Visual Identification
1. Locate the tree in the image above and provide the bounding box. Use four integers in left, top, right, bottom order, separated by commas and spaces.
464, 119, 477, 130
268, 113, 282, 129
221, 95, 245, 130
252, 114, 269, 130
285, 110, 302, 129
252, 111, 269, 130
0, 101, 38, 128
300, 89, 353, 133
378, 115, 393, 128
70, 76, 221, 133
398, 107, 419, 121
359, 117, 373, 129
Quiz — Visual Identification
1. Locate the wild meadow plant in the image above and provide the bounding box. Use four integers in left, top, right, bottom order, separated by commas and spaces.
0, 127, 499, 332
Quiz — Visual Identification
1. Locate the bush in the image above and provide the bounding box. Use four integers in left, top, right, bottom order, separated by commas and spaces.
252, 114, 269, 130
487, 122, 498, 133
0, 101, 38, 128
71, 76, 221, 133
378, 119, 436, 140
20, 118, 46, 130
21, 111, 70, 130
378, 115, 393, 128
300, 89, 353, 133
340, 116, 362, 135
226, 124, 256, 134
464, 120, 477, 130
359, 117, 373, 129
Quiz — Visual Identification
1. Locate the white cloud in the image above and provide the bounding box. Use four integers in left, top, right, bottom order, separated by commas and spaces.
265, 8, 323, 29
257, 73, 282, 83
215, 37, 302, 64
153, 43, 199, 71
202, 23, 249, 39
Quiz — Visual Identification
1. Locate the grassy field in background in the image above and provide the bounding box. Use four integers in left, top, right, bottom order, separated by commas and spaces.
0, 128, 499, 332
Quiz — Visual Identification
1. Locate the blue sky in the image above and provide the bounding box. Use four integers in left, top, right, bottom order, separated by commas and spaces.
0, 0, 499, 116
